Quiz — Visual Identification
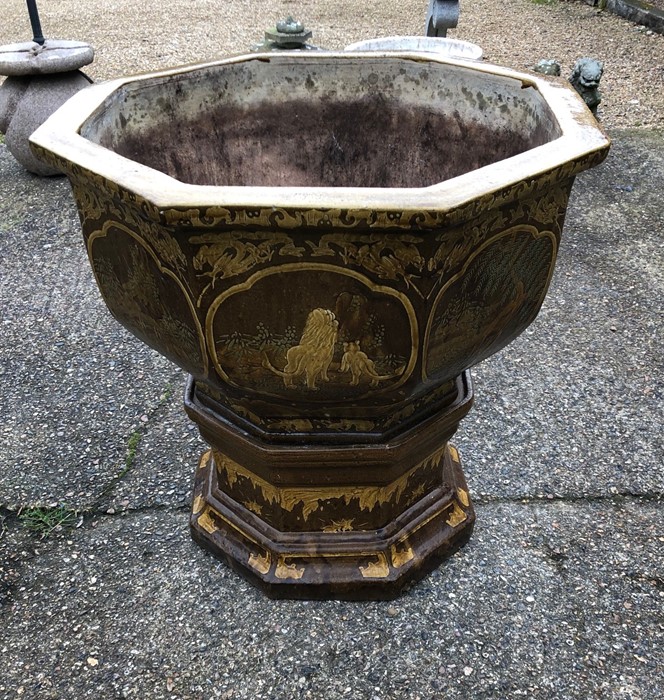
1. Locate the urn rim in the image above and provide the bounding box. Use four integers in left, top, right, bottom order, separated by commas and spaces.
30, 50, 610, 224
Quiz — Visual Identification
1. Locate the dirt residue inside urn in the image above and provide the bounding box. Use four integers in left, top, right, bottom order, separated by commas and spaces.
108, 94, 555, 188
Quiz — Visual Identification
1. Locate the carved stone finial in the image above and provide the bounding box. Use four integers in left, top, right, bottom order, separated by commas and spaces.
263, 17, 313, 50
569, 57, 604, 116
276, 17, 305, 34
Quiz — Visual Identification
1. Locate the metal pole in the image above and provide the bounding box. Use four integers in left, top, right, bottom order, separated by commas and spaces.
26, 0, 45, 45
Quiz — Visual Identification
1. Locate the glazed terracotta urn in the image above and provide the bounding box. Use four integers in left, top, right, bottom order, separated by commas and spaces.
31, 50, 610, 599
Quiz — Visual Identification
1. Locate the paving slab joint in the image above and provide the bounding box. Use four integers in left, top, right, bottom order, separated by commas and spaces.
624, 571, 664, 591
88, 372, 181, 508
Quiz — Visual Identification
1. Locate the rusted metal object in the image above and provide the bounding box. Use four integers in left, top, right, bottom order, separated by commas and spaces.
31, 51, 610, 599
426, 0, 460, 37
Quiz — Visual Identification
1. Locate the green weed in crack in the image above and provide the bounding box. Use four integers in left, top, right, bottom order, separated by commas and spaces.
93, 375, 179, 508
160, 380, 175, 404
19, 505, 80, 539
92, 429, 143, 507
122, 430, 142, 476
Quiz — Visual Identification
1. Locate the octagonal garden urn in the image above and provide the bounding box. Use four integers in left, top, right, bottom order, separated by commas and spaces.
30, 50, 609, 599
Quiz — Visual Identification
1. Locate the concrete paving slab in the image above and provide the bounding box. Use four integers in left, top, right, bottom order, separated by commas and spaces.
0, 500, 662, 699
458, 130, 664, 502
0, 149, 182, 509
96, 386, 205, 514
0, 125, 663, 698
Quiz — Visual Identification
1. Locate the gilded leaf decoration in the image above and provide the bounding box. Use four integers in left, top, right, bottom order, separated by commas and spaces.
191, 231, 304, 305
306, 233, 425, 288
214, 447, 445, 526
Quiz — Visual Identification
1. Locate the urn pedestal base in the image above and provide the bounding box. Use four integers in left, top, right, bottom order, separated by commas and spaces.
187, 373, 476, 600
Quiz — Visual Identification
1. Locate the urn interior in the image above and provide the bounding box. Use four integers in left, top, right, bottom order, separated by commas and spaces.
79, 56, 562, 189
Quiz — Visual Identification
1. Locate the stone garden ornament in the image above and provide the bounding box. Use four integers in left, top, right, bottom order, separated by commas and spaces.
569, 57, 604, 115
251, 17, 319, 52
0, 0, 93, 175
31, 48, 609, 599
532, 59, 562, 77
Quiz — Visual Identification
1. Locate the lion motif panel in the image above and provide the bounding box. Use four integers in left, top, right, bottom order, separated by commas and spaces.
206, 267, 416, 400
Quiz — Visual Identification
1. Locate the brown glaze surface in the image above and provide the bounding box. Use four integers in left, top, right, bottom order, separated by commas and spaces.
70, 177, 572, 435
28, 52, 610, 597
190, 424, 475, 599
109, 95, 554, 189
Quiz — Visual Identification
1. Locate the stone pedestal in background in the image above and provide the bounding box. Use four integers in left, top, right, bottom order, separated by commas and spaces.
0, 40, 93, 175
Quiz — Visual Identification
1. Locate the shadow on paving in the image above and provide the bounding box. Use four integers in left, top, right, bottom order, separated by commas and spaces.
0, 130, 663, 699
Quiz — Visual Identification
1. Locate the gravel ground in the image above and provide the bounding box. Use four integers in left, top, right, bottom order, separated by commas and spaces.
1, 0, 663, 129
